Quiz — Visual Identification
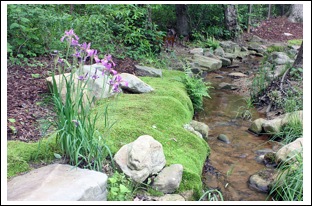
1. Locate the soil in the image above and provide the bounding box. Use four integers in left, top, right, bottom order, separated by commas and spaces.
6, 16, 303, 142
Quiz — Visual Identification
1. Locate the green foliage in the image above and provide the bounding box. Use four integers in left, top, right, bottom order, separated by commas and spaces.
107, 172, 134, 201
175, 64, 213, 112
268, 150, 303, 201
250, 66, 271, 101
204, 37, 220, 50
199, 189, 224, 201
287, 39, 303, 46
282, 88, 303, 113
266, 45, 285, 53
272, 113, 303, 145
289, 67, 303, 81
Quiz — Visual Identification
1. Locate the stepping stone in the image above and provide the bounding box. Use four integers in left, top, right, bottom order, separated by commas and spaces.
7, 164, 108, 201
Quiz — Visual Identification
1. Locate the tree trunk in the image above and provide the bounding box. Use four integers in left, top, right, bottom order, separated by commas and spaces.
70, 4, 74, 15
247, 4, 253, 33
292, 41, 303, 69
175, 4, 189, 37
267, 4, 271, 19
287, 4, 303, 23
280, 4, 285, 16
224, 4, 240, 39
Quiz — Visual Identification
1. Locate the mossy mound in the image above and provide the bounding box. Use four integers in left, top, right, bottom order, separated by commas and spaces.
7, 69, 210, 199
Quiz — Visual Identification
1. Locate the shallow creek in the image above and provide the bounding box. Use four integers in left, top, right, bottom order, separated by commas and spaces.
196, 65, 279, 201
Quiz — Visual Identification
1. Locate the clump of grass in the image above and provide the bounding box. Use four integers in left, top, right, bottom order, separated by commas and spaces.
266, 45, 285, 53
199, 189, 224, 201
272, 113, 302, 145
268, 150, 303, 201
287, 39, 303, 46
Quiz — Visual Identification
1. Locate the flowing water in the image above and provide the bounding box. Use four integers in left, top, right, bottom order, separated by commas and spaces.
196, 64, 279, 201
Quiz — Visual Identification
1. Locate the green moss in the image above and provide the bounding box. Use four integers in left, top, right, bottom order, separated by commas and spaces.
94, 70, 209, 198
7, 134, 60, 178
266, 45, 285, 53
287, 39, 303, 46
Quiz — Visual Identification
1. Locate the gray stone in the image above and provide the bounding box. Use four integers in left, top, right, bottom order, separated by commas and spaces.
7, 164, 108, 201
228, 72, 248, 78
217, 134, 230, 144
268, 52, 293, 65
214, 47, 225, 57
249, 118, 267, 134
189, 48, 204, 55
183, 124, 203, 139
114, 135, 166, 183
189, 120, 210, 140
249, 168, 276, 193
135, 65, 162, 77
156, 194, 185, 201
152, 164, 183, 194
219, 41, 241, 53
262, 118, 283, 134
218, 57, 232, 67
275, 137, 303, 163
218, 82, 237, 90
119, 73, 154, 93
248, 42, 266, 53
192, 54, 222, 71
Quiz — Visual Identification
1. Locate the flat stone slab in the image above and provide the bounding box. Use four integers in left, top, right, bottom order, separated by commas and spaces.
7, 164, 108, 201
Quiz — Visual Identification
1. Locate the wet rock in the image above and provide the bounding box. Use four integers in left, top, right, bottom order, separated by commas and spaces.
262, 118, 283, 134
7, 164, 108, 201
218, 82, 238, 90
249, 118, 267, 134
249, 168, 276, 193
183, 124, 203, 139
228, 72, 248, 78
192, 54, 222, 71
219, 41, 241, 53
255, 148, 274, 156
114, 135, 166, 183
135, 65, 162, 77
217, 134, 230, 144
189, 120, 210, 140
247, 42, 266, 53
152, 164, 183, 194
218, 57, 232, 66
214, 47, 225, 57
275, 137, 303, 164
189, 48, 204, 55
263, 152, 277, 167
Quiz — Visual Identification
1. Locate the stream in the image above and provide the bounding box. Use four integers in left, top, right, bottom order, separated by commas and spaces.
196, 60, 279, 201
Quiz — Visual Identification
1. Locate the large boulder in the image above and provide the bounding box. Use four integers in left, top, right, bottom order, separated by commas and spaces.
135, 65, 162, 77
119, 73, 154, 93
114, 135, 166, 183
268, 52, 293, 65
249, 118, 267, 134
275, 137, 303, 163
247, 42, 267, 53
7, 164, 108, 201
219, 41, 241, 54
192, 54, 222, 71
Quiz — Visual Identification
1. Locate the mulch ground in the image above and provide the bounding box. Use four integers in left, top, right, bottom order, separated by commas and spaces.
6, 16, 303, 142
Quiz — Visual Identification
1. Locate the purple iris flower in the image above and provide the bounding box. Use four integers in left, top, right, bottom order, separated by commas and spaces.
91, 68, 99, 80
78, 72, 89, 81
60, 29, 79, 43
